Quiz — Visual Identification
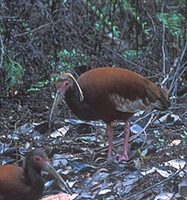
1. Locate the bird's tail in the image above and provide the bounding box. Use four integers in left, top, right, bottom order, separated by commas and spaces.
158, 88, 170, 111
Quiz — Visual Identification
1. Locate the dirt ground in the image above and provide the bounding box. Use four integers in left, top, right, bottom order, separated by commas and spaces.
0, 86, 186, 200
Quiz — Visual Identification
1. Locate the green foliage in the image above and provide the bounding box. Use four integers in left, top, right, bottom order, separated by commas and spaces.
5, 58, 24, 90
84, 0, 150, 39
57, 49, 88, 71
84, 0, 121, 38
123, 0, 150, 35
22, 22, 32, 36
123, 49, 143, 59
181, 131, 187, 139
154, 130, 167, 147
50, 74, 60, 82
157, 13, 185, 37
27, 80, 49, 92
27, 47, 87, 93
27, 74, 61, 93
0, 25, 4, 35
58, 49, 76, 69
84, 1, 186, 40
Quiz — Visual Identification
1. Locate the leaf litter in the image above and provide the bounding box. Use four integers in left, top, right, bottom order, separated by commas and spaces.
0, 90, 186, 199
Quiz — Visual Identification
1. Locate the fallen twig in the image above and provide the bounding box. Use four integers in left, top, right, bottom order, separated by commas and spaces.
0, 34, 4, 69
123, 168, 181, 200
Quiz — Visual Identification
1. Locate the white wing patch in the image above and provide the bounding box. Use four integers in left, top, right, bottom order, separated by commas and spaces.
109, 93, 161, 113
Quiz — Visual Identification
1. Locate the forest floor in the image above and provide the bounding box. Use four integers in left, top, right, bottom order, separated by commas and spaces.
0, 86, 186, 200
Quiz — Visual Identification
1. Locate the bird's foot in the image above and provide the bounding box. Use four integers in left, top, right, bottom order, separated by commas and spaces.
107, 154, 130, 162
116, 154, 129, 161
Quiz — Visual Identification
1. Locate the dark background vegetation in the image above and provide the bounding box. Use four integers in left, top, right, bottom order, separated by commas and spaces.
0, 0, 186, 96
0, 0, 186, 199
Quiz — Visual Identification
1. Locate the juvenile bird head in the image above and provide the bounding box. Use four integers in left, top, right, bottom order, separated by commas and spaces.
25, 149, 72, 194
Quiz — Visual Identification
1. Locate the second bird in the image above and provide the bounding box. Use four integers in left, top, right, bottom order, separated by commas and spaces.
51, 67, 169, 161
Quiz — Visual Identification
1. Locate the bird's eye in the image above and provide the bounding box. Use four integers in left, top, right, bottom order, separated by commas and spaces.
34, 156, 42, 162
64, 81, 69, 86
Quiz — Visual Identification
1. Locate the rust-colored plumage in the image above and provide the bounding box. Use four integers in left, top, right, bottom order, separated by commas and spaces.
53, 67, 169, 161
0, 149, 71, 200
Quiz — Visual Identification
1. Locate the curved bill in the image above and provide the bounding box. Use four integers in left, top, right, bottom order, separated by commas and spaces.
49, 91, 63, 126
42, 161, 72, 195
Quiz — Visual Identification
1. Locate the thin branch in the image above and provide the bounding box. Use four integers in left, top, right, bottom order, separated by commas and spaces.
169, 42, 187, 101
161, 74, 169, 86
13, 16, 69, 38
161, 2, 166, 79
146, 11, 156, 34
102, 44, 158, 75
0, 16, 18, 20
0, 34, 5, 69
123, 169, 181, 200
129, 111, 156, 142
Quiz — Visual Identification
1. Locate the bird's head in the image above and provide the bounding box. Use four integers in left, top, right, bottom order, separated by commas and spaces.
24, 149, 72, 194
56, 73, 84, 101
25, 149, 49, 172
49, 73, 84, 125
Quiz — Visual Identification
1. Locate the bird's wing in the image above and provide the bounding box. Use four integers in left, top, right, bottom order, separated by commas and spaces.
109, 93, 148, 113
108, 76, 164, 113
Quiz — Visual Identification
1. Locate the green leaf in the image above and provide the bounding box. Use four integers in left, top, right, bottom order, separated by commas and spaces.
57, 48, 88, 72
27, 80, 49, 93
157, 13, 185, 37
181, 131, 187, 139
123, 49, 143, 59
5, 59, 24, 90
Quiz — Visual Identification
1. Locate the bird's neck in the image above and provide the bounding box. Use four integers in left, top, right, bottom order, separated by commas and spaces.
24, 167, 44, 195
65, 85, 91, 119
66, 83, 83, 103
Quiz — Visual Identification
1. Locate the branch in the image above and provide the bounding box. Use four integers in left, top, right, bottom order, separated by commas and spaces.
13, 16, 69, 38
0, 34, 5, 69
161, 2, 166, 79
169, 42, 187, 103
102, 44, 158, 75
123, 169, 181, 200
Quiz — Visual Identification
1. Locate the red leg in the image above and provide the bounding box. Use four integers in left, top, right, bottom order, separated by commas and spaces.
107, 123, 113, 161
118, 120, 130, 161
